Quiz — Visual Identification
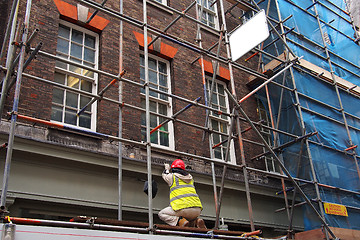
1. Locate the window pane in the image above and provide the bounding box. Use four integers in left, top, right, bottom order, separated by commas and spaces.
141, 128, 146, 142
83, 62, 95, 78
214, 148, 222, 159
218, 83, 224, 94
71, 43, 82, 59
158, 103, 167, 115
160, 132, 169, 146
211, 93, 218, 104
159, 87, 168, 100
219, 95, 226, 107
150, 101, 157, 112
150, 131, 158, 144
59, 25, 70, 38
208, 0, 215, 11
140, 67, 145, 80
211, 119, 219, 131
79, 113, 91, 128
69, 58, 82, 74
84, 48, 95, 63
54, 73, 65, 84
84, 70, 94, 78
52, 88, 64, 104
51, 105, 63, 122
85, 34, 95, 48
149, 57, 157, 70
65, 108, 77, 125
57, 38, 69, 54
80, 95, 91, 109
66, 92, 78, 108
220, 122, 227, 134
72, 29, 83, 44
159, 61, 166, 73
67, 76, 80, 89
149, 70, 157, 84
141, 113, 146, 126
213, 133, 220, 144
140, 55, 144, 66
150, 114, 157, 128
55, 54, 67, 69
159, 74, 167, 87
81, 80, 92, 92
209, 14, 215, 28
160, 117, 168, 131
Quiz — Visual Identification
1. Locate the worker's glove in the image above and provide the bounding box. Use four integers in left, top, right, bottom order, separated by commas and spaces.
164, 163, 170, 171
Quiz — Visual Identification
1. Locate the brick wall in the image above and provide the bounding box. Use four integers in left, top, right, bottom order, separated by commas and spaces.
4, 0, 267, 172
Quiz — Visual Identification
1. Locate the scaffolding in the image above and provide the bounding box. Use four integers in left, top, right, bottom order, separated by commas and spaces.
0, 0, 359, 239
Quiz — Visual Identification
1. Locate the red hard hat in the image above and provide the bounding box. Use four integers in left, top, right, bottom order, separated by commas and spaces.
171, 159, 185, 170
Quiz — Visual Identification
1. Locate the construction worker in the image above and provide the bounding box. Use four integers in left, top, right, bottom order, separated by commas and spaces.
158, 159, 206, 228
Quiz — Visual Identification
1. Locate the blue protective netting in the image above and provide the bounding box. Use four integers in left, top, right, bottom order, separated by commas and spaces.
254, 0, 360, 231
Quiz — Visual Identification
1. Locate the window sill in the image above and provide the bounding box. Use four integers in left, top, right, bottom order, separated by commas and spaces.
145, 0, 173, 15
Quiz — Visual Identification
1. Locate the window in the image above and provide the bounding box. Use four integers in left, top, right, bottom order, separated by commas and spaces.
52, 22, 98, 130
256, 97, 280, 173
206, 79, 235, 163
197, 0, 218, 29
140, 54, 174, 149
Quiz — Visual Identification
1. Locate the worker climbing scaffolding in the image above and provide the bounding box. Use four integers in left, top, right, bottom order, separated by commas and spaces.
158, 159, 206, 228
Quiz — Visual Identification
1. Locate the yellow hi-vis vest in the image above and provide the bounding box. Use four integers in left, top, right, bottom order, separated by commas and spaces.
169, 174, 203, 211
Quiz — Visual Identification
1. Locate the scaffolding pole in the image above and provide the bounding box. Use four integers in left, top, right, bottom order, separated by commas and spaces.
0, 0, 32, 210
142, 0, 154, 232
118, 0, 124, 221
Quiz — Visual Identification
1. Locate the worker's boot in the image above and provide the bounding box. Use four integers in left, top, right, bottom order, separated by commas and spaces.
195, 218, 206, 229
178, 218, 189, 227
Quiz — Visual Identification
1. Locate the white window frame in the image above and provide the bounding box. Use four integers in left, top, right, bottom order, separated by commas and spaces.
140, 54, 174, 150
197, 0, 219, 30
153, 0, 167, 5
52, 20, 99, 131
256, 97, 281, 173
206, 79, 236, 164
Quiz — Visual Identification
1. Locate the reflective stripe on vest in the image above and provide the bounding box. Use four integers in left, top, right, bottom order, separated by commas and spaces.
169, 175, 203, 211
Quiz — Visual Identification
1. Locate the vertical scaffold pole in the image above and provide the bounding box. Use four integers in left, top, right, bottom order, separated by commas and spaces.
216, 0, 255, 231
0, 0, 33, 209
0, 0, 19, 64
118, 0, 124, 221
143, 0, 154, 231
0, 0, 20, 121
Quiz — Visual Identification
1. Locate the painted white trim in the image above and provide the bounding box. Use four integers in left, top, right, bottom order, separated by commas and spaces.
140, 53, 174, 150
207, 79, 236, 164
197, 0, 219, 30
52, 20, 99, 132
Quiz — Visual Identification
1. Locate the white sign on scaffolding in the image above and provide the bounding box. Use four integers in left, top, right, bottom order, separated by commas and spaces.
229, 9, 269, 62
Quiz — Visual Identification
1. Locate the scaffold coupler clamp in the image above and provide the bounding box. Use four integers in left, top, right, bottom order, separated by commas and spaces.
206, 230, 214, 238
86, 216, 97, 227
